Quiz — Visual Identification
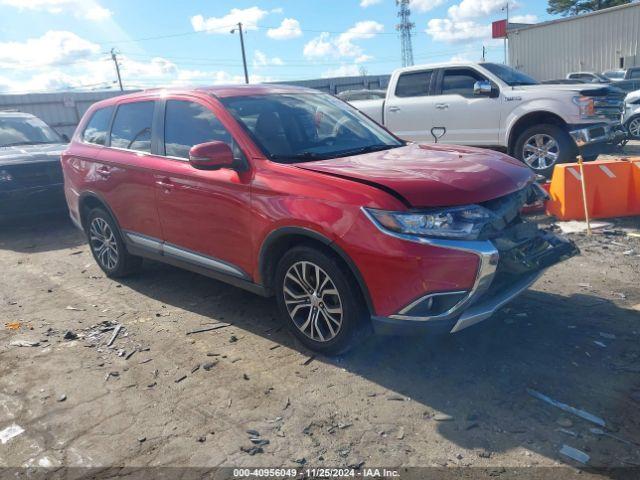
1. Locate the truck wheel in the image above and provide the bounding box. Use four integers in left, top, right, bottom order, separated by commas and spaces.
86, 207, 142, 278
514, 124, 576, 178
626, 115, 640, 140
274, 246, 368, 355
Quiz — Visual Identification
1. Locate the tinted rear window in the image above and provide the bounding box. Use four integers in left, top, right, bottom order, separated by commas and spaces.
395, 71, 433, 97
110, 101, 154, 152
82, 106, 113, 146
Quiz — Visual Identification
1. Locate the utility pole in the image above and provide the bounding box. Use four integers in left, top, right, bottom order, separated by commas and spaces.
231, 22, 249, 84
110, 48, 123, 91
503, 1, 510, 65
396, 0, 415, 68
482, 45, 486, 61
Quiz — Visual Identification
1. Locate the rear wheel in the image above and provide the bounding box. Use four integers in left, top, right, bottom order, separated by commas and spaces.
514, 124, 576, 178
274, 246, 367, 355
86, 208, 142, 278
626, 115, 640, 140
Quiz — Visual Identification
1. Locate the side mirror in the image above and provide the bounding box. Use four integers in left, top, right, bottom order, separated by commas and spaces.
189, 141, 234, 170
473, 80, 493, 96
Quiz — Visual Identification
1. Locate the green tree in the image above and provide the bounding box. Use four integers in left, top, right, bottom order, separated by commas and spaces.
547, 0, 632, 16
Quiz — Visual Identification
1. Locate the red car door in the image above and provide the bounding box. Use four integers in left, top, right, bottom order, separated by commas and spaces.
94, 99, 164, 243
151, 96, 254, 279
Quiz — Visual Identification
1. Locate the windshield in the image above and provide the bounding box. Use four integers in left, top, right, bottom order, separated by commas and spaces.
220, 93, 403, 163
0, 116, 63, 147
604, 70, 625, 79
480, 62, 539, 86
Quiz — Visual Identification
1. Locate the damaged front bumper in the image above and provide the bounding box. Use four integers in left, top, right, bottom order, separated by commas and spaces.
370, 187, 579, 335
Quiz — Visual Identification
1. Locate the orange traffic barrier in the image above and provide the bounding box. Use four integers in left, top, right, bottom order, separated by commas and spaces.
545, 158, 640, 220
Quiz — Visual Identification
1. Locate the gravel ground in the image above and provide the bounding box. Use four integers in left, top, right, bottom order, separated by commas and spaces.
1, 149, 640, 476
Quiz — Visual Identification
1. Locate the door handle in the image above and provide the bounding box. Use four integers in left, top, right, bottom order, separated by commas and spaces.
388, 106, 401, 112
96, 166, 111, 177
155, 178, 174, 191
435, 104, 449, 110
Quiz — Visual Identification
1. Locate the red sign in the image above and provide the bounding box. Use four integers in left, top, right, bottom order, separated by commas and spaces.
492, 19, 507, 39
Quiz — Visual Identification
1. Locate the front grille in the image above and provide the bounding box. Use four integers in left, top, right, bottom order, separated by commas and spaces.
592, 94, 625, 122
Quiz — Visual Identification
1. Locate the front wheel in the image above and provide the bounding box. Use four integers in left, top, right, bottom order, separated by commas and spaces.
626, 115, 640, 140
514, 124, 577, 178
274, 246, 367, 355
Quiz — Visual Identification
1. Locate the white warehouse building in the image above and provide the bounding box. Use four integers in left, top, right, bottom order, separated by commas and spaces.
508, 2, 640, 81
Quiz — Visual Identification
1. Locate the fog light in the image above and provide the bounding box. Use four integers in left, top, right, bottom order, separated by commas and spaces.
0, 169, 13, 182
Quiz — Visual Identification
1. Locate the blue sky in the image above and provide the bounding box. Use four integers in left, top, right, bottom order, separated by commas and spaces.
0, 0, 555, 93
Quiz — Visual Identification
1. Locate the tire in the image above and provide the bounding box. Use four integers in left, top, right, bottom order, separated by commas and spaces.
626, 115, 640, 140
86, 207, 142, 278
514, 124, 577, 178
274, 246, 368, 355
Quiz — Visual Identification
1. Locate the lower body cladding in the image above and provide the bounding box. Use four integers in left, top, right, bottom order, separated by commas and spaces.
371, 227, 579, 335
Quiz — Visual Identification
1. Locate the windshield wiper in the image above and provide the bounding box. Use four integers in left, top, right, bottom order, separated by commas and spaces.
270, 151, 329, 162
331, 144, 399, 157
3, 141, 57, 147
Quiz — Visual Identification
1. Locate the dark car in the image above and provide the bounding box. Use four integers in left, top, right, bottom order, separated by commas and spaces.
0, 111, 68, 221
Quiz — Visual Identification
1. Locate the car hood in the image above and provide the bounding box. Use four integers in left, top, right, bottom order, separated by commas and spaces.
295, 143, 534, 207
0, 143, 66, 167
515, 84, 618, 95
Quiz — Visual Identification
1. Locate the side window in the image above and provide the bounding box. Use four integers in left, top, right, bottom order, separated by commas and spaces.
164, 100, 235, 159
395, 70, 433, 98
630, 70, 640, 79
82, 106, 113, 146
110, 101, 154, 153
441, 68, 485, 97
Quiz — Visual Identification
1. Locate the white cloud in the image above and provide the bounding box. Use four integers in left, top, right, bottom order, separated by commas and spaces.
191, 7, 268, 34
448, 0, 519, 21
0, 31, 100, 68
360, 0, 381, 7
253, 50, 284, 68
303, 32, 334, 58
322, 65, 360, 78
510, 14, 537, 24
410, 0, 446, 13
0, 0, 112, 21
426, 18, 491, 43
267, 18, 302, 40
304, 20, 383, 60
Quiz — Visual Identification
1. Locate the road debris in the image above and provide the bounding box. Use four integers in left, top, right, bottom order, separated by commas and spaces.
10, 339, 40, 347
63, 331, 78, 340
302, 355, 315, 366
0, 424, 24, 444
185, 323, 230, 335
559, 444, 590, 464
589, 427, 638, 447
593, 341, 607, 348
240, 446, 263, 455
526, 388, 606, 427
107, 324, 123, 347
5, 322, 21, 330
433, 413, 454, 422
175, 375, 187, 383
65, 305, 85, 311
57, 394, 67, 402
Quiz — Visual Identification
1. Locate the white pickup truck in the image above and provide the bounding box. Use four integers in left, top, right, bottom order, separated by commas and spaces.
350, 62, 625, 176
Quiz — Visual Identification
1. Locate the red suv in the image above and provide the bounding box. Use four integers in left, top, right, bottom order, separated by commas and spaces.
62, 85, 577, 354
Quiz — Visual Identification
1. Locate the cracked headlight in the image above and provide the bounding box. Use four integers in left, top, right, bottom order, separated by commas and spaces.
573, 95, 596, 118
365, 205, 496, 240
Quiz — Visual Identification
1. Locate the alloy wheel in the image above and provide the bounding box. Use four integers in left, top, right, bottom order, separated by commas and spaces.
282, 261, 343, 342
522, 133, 560, 170
628, 117, 640, 139
89, 217, 119, 270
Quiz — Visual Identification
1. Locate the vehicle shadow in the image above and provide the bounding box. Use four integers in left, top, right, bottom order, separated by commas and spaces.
0, 213, 85, 253
119, 260, 640, 470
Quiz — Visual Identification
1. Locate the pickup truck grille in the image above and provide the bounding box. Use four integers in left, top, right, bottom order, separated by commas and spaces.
590, 93, 625, 122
